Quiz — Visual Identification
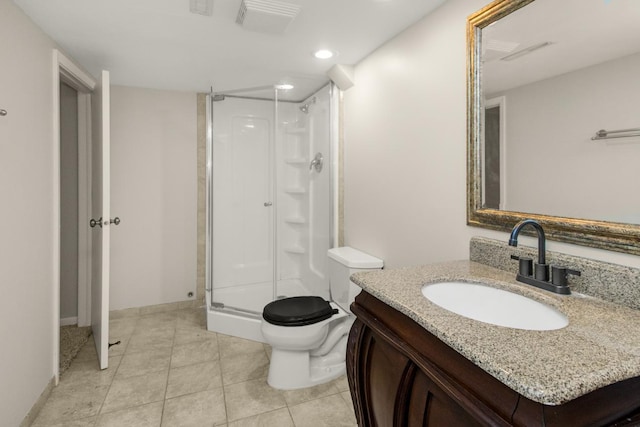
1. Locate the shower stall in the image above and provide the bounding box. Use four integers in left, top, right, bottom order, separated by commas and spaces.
205, 83, 339, 342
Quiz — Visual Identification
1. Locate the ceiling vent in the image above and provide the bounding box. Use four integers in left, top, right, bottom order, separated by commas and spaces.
190, 0, 214, 16
236, 0, 301, 34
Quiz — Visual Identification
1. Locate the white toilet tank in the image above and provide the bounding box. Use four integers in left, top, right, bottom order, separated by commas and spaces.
327, 247, 383, 313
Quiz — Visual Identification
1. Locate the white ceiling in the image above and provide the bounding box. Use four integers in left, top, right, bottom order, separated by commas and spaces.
482, 0, 640, 95
14, 0, 446, 100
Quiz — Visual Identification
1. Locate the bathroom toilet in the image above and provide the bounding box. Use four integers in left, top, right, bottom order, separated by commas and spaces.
261, 247, 383, 390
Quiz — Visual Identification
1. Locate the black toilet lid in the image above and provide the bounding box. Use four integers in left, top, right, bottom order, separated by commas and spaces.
263, 296, 339, 327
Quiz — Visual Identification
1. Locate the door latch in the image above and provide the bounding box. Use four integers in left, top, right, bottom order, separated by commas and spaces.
90, 217, 120, 227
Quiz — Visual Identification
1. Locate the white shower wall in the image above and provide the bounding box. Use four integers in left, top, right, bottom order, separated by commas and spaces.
287, 87, 332, 300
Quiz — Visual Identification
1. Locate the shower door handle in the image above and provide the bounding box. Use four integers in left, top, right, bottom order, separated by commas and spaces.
309, 152, 323, 172
264, 202, 273, 207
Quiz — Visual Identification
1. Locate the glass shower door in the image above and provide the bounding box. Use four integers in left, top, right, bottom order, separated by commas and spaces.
210, 88, 276, 314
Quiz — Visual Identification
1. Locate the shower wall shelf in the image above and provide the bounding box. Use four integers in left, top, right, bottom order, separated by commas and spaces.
284, 246, 306, 254
285, 217, 306, 224
285, 187, 306, 194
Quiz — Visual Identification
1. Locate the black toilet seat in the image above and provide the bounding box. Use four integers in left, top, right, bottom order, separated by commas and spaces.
262, 296, 339, 327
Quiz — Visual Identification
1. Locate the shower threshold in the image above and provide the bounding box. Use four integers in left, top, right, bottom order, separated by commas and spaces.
207, 304, 266, 343
206, 279, 314, 342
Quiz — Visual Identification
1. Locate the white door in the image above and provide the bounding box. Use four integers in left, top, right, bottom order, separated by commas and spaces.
90, 70, 110, 369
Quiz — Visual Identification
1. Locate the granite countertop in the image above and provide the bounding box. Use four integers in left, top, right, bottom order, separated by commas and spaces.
350, 260, 640, 406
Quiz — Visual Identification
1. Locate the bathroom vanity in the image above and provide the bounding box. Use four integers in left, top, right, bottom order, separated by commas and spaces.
346, 255, 640, 426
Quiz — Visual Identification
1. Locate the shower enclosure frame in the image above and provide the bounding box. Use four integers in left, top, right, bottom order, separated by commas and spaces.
205, 83, 340, 342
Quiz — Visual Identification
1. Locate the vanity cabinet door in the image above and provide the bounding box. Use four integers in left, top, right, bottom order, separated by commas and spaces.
352, 323, 484, 426
347, 292, 515, 426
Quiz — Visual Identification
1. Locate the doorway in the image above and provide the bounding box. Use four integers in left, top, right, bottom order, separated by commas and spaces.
53, 49, 105, 381
483, 96, 507, 210
59, 81, 92, 373
59, 81, 79, 327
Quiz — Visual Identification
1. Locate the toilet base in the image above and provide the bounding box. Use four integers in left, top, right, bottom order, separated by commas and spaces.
267, 337, 348, 390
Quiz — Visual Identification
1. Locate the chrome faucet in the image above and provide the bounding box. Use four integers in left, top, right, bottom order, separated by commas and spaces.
508, 219, 579, 294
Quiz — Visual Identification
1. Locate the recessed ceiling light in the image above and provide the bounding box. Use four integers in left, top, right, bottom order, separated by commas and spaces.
276, 84, 294, 90
313, 49, 335, 59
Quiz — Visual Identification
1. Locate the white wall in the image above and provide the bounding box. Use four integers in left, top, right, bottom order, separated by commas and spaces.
0, 1, 59, 424
344, 0, 485, 268
492, 52, 640, 223
343, 0, 640, 270
110, 86, 197, 310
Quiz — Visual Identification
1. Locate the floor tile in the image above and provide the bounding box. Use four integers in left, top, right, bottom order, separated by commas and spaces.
110, 307, 140, 320
139, 302, 178, 316
100, 371, 168, 414
34, 382, 109, 424
263, 344, 272, 360
162, 388, 226, 427
224, 379, 286, 422
74, 340, 99, 363
37, 306, 363, 427
171, 338, 219, 368
174, 327, 217, 346
332, 375, 350, 392
126, 327, 175, 354
220, 351, 269, 385
116, 348, 171, 378
341, 391, 354, 411
282, 381, 340, 406
176, 308, 206, 329
218, 334, 266, 359
227, 407, 294, 427
61, 356, 121, 388
289, 394, 357, 427
166, 360, 222, 399
109, 317, 138, 340
95, 401, 163, 427
32, 415, 97, 427
135, 312, 178, 333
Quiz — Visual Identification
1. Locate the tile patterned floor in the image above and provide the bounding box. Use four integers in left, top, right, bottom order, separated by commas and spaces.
32, 308, 358, 427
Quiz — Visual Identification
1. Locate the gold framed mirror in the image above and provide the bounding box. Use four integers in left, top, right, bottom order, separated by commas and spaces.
467, 0, 640, 255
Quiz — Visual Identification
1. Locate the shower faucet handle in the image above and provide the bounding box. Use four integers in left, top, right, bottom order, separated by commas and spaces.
264, 202, 273, 207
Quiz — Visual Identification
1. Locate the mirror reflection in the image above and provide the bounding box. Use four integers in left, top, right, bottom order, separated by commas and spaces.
479, 0, 640, 224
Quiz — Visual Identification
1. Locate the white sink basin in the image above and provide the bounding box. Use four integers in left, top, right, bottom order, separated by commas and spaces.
421, 281, 568, 331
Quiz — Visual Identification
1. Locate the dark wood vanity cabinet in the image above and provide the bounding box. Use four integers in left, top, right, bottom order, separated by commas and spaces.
346, 291, 640, 427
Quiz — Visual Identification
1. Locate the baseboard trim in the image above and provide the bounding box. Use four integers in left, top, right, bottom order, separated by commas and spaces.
59, 316, 78, 326
20, 376, 55, 427
110, 297, 204, 320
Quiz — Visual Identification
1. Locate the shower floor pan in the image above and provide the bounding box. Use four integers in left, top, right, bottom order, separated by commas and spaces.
206, 279, 312, 342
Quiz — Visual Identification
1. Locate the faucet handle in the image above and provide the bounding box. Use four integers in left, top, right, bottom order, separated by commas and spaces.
551, 266, 581, 287
511, 255, 533, 277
